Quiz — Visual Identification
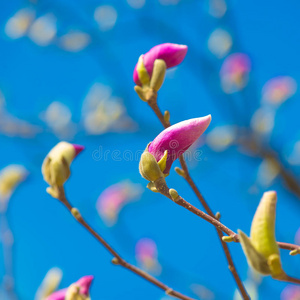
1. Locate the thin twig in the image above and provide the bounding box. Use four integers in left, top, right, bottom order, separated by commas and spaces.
145, 92, 300, 252
148, 93, 249, 299
55, 186, 195, 300
179, 157, 250, 299
146, 89, 300, 297
153, 177, 249, 299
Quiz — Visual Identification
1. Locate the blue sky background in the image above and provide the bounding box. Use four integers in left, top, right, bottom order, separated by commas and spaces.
0, 0, 300, 299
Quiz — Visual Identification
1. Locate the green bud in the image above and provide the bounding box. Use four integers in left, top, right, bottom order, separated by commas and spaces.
174, 167, 185, 177
164, 110, 170, 123
150, 59, 166, 91
215, 212, 221, 220
222, 236, 234, 243
169, 188, 179, 202
139, 151, 163, 182
250, 191, 279, 259
111, 257, 120, 265
71, 208, 81, 219
289, 249, 300, 256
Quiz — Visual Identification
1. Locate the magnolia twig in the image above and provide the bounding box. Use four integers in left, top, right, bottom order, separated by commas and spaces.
54, 186, 195, 300
280, 275, 300, 285
145, 94, 300, 253
147, 94, 249, 299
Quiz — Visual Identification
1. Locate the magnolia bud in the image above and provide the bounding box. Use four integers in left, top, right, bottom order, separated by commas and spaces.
250, 191, 279, 259
238, 230, 270, 275
238, 191, 285, 278
169, 189, 179, 202
42, 142, 84, 191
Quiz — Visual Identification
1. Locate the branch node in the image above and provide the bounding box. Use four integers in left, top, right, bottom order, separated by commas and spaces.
71, 208, 81, 219
169, 189, 180, 202
111, 257, 120, 265
215, 212, 221, 220
165, 288, 173, 295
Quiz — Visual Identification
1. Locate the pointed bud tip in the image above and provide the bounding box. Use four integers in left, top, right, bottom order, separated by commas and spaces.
263, 190, 277, 198
76, 275, 94, 295
73, 144, 85, 156
204, 114, 212, 123
178, 44, 188, 52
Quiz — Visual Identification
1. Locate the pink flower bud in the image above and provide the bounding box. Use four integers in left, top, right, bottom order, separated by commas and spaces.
135, 238, 161, 274
46, 275, 93, 300
148, 115, 211, 174
262, 76, 297, 105
220, 53, 251, 94
133, 43, 188, 86
96, 180, 143, 226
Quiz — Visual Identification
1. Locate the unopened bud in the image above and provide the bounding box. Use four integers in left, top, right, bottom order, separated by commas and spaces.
289, 248, 300, 256
174, 167, 185, 177
169, 189, 179, 202
164, 110, 170, 123
111, 257, 120, 265
71, 208, 81, 219
222, 236, 234, 243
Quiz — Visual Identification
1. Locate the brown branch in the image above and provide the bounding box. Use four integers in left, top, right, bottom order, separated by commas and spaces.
145, 88, 300, 296
153, 177, 249, 299
55, 186, 195, 300
147, 92, 249, 299
280, 275, 300, 285
178, 157, 250, 300
144, 91, 300, 252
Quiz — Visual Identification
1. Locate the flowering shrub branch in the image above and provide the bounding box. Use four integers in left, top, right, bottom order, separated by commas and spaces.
48, 185, 195, 300
41, 43, 300, 300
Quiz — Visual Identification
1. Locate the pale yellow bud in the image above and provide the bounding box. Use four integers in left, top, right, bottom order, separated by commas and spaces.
34, 267, 62, 300
238, 191, 285, 278
42, 142, 83, 189
0, 165, 27, 199
250, 191, 279, 259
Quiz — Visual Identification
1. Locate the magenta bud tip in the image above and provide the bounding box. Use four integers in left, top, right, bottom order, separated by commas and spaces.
73, 144, 85, 156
